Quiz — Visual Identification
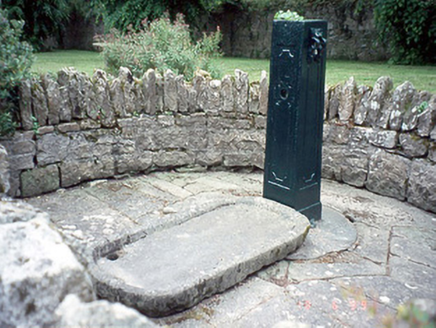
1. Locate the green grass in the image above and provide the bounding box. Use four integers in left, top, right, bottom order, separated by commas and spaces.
32, 50, 436, 93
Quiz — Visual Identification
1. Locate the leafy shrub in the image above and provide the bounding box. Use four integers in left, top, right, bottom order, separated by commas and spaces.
0, 8, 34, 136
96, 14, 222, 80
374, 0, 436, 65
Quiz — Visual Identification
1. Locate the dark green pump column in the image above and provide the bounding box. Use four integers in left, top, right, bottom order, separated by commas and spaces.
263, 19, 327, 223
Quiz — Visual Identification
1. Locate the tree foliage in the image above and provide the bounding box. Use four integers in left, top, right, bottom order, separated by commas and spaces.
374, 0, 436, 65
2, 0, 71, 50
0, 8, 34, 136
90, 0, 222, 32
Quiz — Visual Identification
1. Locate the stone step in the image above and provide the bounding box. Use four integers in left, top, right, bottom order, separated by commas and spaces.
91, 197, 310, 317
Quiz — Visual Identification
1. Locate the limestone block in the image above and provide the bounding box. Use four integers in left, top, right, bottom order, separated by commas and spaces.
89, 132, 118, 159
388, 81, 417, 130
118, 117, 141, 139
31, 78, 48, 126
93, 69, 115, 127
223, 150, 265, 169
109, 77, 126, 117
68, 69, 84, 119
133, 77, 146, 114
115, 151, 153, 174
8, 154, 35, 171
176, 75, 189, 113
368, 129, 398, 149
221, 74, 235, 113
0, 200, 48, 224
155, 72, 164, 113
192, 73, 208, 111
0, 131, 35, 156
324, 85, 330, 121
7, 170, 20, 198
208, 129, 264, 154
20, 164, 59, 197
79, 119, 101, 130
401, 90, 430, 132
328, 124, 350, 145
349, 126, 371, 148
208, 117, 252, 130
341, 148, 370, 187
249, 81, 260, 114
153, 150, 195, 168
37, 133, 70, 166
18, 79, 33, 130
234, 69, 249, 114
366, 76, 393, 129
0, 218, 94, 328
322, 122, 331, 142
399, 133, 428, 158
118, 67, 136, 116
417, 96, 436, 137
77, 73, 94, 120
152, 125, 207, 151
56, 69, 73, 122
54, 294, 157, 328
321, 145, 369, 187
175, 113, 206, 127
366, 149, 411, 200
353, 85, 371, 126
64, 133, 93, 161
429, 143, 436, 163
188, 88, 198, 113
327, 84, 341, 120
401, 105, 420, 132
37, 126, 55, 135
195, 150, 223, 167
60, 156, 115, 188
143, 69, 157, 115
255, 115, 266, 129
365, 76, 393, 128
57, 122, 80, 133
157, 114, 175, 127
338, 77, 356, 122
164, 69, 178, 112
0, 145, 9, 195
259, 70, 268, 115
207, 79, 222, 115
408, 159, 436, 213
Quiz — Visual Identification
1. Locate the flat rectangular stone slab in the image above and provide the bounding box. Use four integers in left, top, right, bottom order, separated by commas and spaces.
92, 197, 310, 317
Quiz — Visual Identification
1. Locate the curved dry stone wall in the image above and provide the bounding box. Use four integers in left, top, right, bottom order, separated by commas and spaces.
1, 69, 435, 214
0, 67, 268, 198
323, 77, 436, 213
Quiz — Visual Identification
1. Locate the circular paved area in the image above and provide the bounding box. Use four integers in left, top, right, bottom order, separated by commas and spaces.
26, 171, 436, 327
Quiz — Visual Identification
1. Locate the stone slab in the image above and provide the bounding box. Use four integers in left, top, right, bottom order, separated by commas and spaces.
287, 206, 357, 260
91, 197, 310, 317
390, 226, 436, 269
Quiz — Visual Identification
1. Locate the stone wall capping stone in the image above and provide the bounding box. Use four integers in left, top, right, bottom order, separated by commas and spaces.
37, 126, 55, 135
1, 71, 436, 213
57, 122, 81, 133
338, 76, 356, 122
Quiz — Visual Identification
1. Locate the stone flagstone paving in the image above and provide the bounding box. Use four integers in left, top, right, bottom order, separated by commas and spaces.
25, 171, 436, 327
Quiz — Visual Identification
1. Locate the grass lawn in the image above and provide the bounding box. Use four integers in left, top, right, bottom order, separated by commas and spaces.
32, 50, 436, 93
